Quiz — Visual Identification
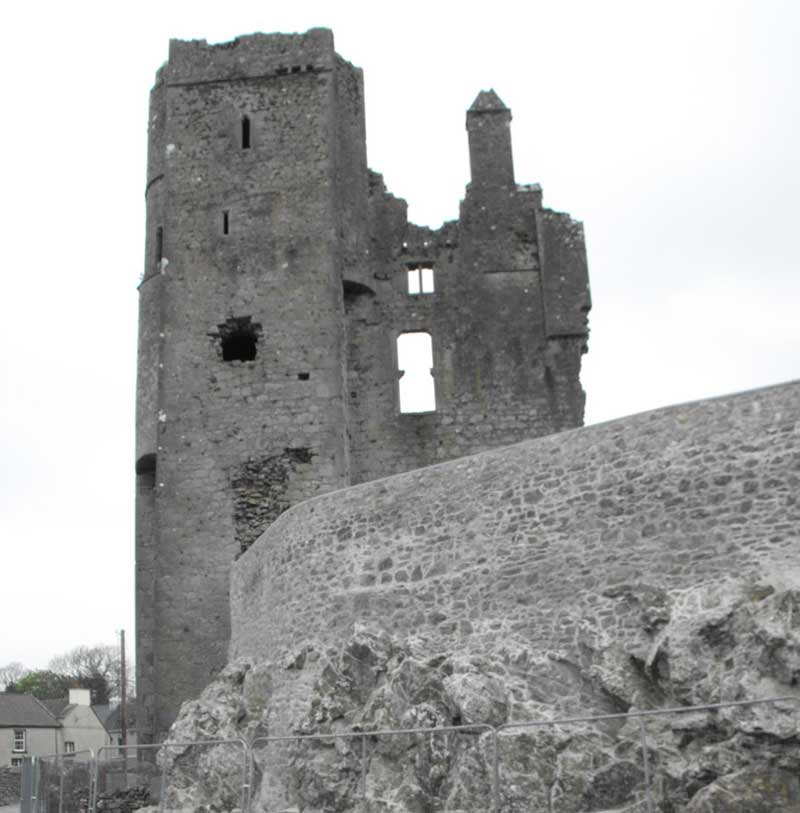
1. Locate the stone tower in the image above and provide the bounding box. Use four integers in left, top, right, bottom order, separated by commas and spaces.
136, 29, 591, 739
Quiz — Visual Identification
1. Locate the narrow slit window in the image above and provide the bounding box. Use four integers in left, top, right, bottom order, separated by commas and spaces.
397, 332, 436, 413
241, 116, 251, 149
223, 211, 229, 235
155, 227, 163, 267
406, 264, 435, 295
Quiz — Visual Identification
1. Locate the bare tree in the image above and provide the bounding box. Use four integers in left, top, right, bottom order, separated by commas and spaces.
0, 662, 28, 691
48, 644, 133, 704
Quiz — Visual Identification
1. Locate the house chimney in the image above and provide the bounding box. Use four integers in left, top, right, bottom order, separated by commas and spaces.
68, 688, 91, 706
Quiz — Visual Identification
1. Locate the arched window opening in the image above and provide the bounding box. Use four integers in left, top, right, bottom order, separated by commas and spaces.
397, 332, 436, 413
241, 116, 251, 149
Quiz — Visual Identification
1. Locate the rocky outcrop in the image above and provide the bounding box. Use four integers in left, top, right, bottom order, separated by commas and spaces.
155, 578, 800, 811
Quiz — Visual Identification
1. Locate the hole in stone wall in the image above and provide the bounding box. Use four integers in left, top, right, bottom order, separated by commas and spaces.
211, 316, 262, 362
397, 332, 436, 413
136, 453, 157, 489
241, 116, 251, 149
343, 279, 375, 300
298, 372, 310, 380
223, 211, 229, 235
291, 65, 301, 73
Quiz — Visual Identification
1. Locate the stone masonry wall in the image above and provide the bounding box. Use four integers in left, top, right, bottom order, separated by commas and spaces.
231, 380, 800, 663
0, 766, 20, 806
136, 30, 591, 736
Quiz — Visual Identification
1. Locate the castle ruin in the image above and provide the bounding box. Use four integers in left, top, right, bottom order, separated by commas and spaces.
136, 29, 590, 739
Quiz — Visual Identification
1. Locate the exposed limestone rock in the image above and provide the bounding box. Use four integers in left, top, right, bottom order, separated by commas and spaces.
156, 581, 800, 811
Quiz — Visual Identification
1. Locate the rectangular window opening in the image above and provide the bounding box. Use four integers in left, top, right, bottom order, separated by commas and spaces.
397, 332, 436, 413
241, 116, 251, 149
64, 742, 75, 754
13, 729, 26, 753
298, 372, 310, 380
223, 210, 229, 235
406, 264, 435, 295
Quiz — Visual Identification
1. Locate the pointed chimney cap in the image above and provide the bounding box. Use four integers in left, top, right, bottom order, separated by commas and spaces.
468, 89, 509, 113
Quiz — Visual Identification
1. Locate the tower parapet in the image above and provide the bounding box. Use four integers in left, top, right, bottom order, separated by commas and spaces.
136, 29, 591, 738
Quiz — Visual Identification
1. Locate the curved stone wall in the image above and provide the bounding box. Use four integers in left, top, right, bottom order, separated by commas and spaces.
230, 380, 800, 661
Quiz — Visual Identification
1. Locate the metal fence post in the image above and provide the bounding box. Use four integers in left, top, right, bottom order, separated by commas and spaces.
20, 756, 35, 813
241, 742, 252, 813
57, 755, 65, 813
158, 750, 169, 813
491, 727, 500, 813
360, 734, 368, 811
88, 754, 97, 813
638, 717, 655, 813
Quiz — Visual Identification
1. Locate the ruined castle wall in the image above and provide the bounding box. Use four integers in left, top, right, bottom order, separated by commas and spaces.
137, 31, 593, 735
137, 32, 365, 729
344, 189, 589, 485
231, 380, 800, 662
341, 96, 590, 484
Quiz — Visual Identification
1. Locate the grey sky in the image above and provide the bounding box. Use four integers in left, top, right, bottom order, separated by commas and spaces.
1, 0, 797, 670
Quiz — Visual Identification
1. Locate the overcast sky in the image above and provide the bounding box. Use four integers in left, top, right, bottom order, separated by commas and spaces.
1, 0, 797, 674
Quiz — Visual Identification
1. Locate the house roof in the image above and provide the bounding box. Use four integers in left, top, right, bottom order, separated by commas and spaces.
92, 704, 113, 725
40, 698, 70, 718
0, 694, 61, 728
98, 703, 136, 731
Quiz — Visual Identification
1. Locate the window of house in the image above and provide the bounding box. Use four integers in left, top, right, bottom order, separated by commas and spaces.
13, 729, 25, 752
397, 332, 436, 413
406, 264, 434, 295
11, 758, 23, 767
64, 741, 75, 754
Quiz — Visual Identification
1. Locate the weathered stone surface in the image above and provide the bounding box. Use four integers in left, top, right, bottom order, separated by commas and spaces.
685, 768, 800, 811
231, 380, 800, 671
161, 574, 800, 811
130, 379, 800, 809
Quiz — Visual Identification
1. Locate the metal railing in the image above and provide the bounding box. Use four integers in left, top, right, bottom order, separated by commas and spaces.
495, 696, 799, 813
17, 695, 789, 812
19, 750, 94, 813
250, 722, 495, 811
93, 738, 249, 813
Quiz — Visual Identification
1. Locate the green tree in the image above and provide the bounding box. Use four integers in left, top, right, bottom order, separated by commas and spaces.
6, 670, 74, 699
